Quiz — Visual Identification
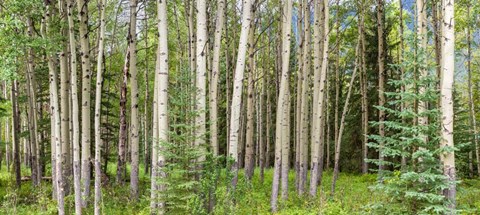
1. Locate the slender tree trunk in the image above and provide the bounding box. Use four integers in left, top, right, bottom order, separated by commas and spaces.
309, 0, 329, 197
359, 0, 369, 174
48, 48, 66, 215
432, 0, 441, 86
271, 0, 293, 211
334, 0, 340, 161
12, 80, 21, 188
117, 48, 129, 185
209, 0, 226, 156
41, 9, 57, 199
195, 0, 208, 163
281, 89, 291, 200
244, 5, 257, 179
399, 0, 406, 170
5, 83, 10, 170
67, 0, 82, 212
331, 43, 359, 196
466, 6, 479, 177
295, 1, 304, 189
77, 0, 92, 206
377, 0, 385, 173
416, 0, 428, 154
227, 0, 253, 189
440, 0, 456, 211
94, 0, 106, 213
298, 0, 310, 194
259, 46, 267, 181
25, 19, 40, 186
129, 0, 140, 200
151, 0, 169, 211
144, 13, 150, 175
58, 0, 72, 196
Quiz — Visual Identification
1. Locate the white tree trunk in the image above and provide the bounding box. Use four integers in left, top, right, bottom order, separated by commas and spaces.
129, 0, 140, 200
440, 0, 456, 211
298, 0, 310, 194
151, 0, 169, 212
271, 0, 293, 211
94, 0, 106, 213
245, 9, 257, 179
195, 0, 208, 162
227, 0, 253, 188
309, 0, 329, 197
66, 0, 82, 213
77, 0, 92, 206
209, 0, 226, 156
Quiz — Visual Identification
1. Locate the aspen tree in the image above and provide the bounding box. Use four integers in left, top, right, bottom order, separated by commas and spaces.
399, 0, 406, 169
144, 13, 150, 175
244, 4, 257, 179
77, 0, 92, 205
26, 18, 40, 186
209, 0, 226, 156
151, 0, 169, 211
129, 0, 140, 200
295, 0, 304, 185
377, 0, 385, 173
298, 0, 310, 193
67, 0, 82, 212
117, 48, 129, 184
47, 40, 66, 215
118, 62, 129, 183
360, 0, 369, 173
94, 0, 106, 213
195, 0, 207, 162
309, 0, 329, 196
334, 0, 340, 160
271, 0, 292, 211
466, 5, 479, 177
228, 0, 253, 188
331, 43, 359, 196
440, 0, 456, 211
417, 0, 428, 151
59, 0, 71, 194
12, 80, 21, 188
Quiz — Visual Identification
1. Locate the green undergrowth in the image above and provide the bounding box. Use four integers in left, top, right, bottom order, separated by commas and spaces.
0, 164, 479, 214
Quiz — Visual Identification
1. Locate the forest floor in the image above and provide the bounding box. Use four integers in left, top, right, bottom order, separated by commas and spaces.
1, 164, 480, 214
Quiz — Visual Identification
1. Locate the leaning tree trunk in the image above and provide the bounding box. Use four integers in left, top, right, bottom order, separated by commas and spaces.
271, 0, 293, 211
77, 0, 92, 206
227, 0, 253, 189
440, 0, 456, 212
94, 0, 106, 213
331, 42, 359, 196
129, 0, 140, 201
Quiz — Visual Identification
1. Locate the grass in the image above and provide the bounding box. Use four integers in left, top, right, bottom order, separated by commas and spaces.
0, 163, 479, 214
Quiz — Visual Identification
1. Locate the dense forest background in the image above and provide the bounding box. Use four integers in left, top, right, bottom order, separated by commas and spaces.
0, 0, 479, 214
